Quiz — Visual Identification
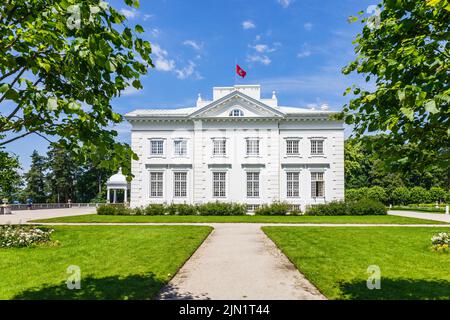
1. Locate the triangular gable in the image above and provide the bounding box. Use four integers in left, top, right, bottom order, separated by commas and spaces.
189, 90, 285, 118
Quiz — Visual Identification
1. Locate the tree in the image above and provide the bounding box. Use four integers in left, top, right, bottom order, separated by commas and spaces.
342, 0, 450, 171
24, 150, 47, 203
0, 0, 153, 176
46, 146, 78, 203
0, 150, 22, 201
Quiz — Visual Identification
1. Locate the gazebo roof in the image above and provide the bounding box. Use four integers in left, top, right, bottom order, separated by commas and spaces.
106, 168, 128, 187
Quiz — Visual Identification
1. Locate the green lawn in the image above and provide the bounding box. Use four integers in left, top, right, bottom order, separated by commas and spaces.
263, 227, 450, 300
30, 214, 447, 224
0, 225, 211, 300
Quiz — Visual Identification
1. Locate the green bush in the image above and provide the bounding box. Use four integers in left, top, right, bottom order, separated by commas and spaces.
305, 200, 386, 216
348, 199, 387, 216
367, 186, 388, 204
390, 187, 411, 205
197, 202, 246, 216
409, 187, 431, 204
144, 204, 167, 215
254, 202, 291, 216
97, 204, 128, 215
429, 187, 447, 203
166, 203, 198, 215
305, 201, 348, 216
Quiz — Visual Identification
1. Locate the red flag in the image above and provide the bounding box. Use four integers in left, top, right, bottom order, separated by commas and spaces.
236, 64, 247, 78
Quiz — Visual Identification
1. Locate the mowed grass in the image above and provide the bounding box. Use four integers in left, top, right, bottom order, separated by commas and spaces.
30, 214, 447, 224
263, 227, 450, 300
0, 225, 211, 300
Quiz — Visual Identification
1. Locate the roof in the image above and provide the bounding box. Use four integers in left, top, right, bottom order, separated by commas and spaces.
107, 168, 128, 187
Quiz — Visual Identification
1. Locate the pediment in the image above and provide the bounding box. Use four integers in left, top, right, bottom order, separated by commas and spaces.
189, 91, 285, 119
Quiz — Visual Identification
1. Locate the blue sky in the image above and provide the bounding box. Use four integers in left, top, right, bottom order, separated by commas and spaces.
6, 0, 377, 170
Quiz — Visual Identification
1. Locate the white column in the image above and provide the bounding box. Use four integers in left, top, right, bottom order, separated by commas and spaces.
107, 188, 110, 204
113, 189, 117, 204
124, 188, 128, 203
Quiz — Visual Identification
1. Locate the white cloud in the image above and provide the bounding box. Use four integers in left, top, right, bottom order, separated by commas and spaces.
251, 44, 277, 53
149, 28, 160, 38
152, 44, 201, 80
242, 20, 256, 30
152, 44, 176, 72
143, 14, 153, 21
297, 50, 312, 58
183, 40, 203, 51
121, 86, 140, 96
247, 55, 271, 65
277, 0, 294, 8
120, 8, 138, 19
304, 22, 313, 31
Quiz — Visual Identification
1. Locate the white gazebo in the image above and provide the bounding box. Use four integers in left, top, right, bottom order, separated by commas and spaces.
106, 168, 129, 204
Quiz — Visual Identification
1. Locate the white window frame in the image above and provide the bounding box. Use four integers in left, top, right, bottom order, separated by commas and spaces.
287, 172, 300, 198
311, 140, 324, 155
311, 172, 325, 198
173, 139, 188, 157
173, 171, 187, 198
149, 139, 164, 156
246, 139, 260, 156
212, 171, 227, 198
212, 138, 227, 156
246, 172, 260, 198
149, 171, 164, 198
229, 109, 244, 117
286, 139, 300, 156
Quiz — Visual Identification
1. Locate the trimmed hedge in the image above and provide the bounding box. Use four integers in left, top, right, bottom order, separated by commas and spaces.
305, 199, 387, 216
346, 186, 449, 205
254, 202, 301, 216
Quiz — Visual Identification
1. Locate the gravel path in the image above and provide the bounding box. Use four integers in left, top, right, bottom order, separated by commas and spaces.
388, 210, 450, 223
0, 208, 96, 225
157, 223, 326, 300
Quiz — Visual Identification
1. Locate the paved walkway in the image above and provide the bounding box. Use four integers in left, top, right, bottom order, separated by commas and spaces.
157, 223, 325, 300
0, 207, 96, 224
389, 210, 450, 223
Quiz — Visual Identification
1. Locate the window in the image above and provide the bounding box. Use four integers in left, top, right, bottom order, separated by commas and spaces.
311, 140, 324, 155
213, 139, 226, 156
246, 139, 260, 156
212, 172, 226, 197
174, 139, 187, 156
311, 172, 325, 198
149, 172, 163, 197
174, 172, 187, 197
286, 140, 300, 155
287, 172, 300, 197
229, 109, 244, 117
246, 172, 260, 197
150, 140, 164, 155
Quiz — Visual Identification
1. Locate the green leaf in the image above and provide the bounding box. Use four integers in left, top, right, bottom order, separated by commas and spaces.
135, 25, 144, 33
0, 83, 9, 93
47, 97, 58, 111
400, 107, 414, 121
424, 100, 439, 114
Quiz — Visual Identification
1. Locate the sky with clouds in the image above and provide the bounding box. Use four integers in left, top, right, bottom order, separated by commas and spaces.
6, 0, 378, 170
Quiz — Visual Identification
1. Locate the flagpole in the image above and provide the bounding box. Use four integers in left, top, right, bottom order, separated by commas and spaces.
234, 58, 237, 85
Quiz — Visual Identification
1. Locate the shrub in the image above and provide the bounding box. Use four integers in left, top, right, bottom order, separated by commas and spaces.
144, 204, 167, 215
0, 225, 54, 248
197, 202, 246, 216
97, 204, 127, 215
305, 199, 386, 216
166, 203, 198, 215
390, 187, 411, 205
305, 201, 348, 216
367, 186, 388, 204
348, 199, 387, 216
429, 187, 447, 203
431, 232, 450, 252
409, 187, 431, 204
254, 202, 291, 216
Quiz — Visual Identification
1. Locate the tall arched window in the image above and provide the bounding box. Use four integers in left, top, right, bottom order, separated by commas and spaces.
229, 109, 244, 117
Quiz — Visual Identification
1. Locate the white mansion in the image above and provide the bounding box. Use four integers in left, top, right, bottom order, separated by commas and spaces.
125, 85, 344, 211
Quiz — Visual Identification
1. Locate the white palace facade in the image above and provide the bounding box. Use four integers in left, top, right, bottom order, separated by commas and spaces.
125, 85, 344, 212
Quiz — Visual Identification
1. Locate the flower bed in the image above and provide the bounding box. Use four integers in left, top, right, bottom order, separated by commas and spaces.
431, 232, 450, 252
0, 225, 54, 248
